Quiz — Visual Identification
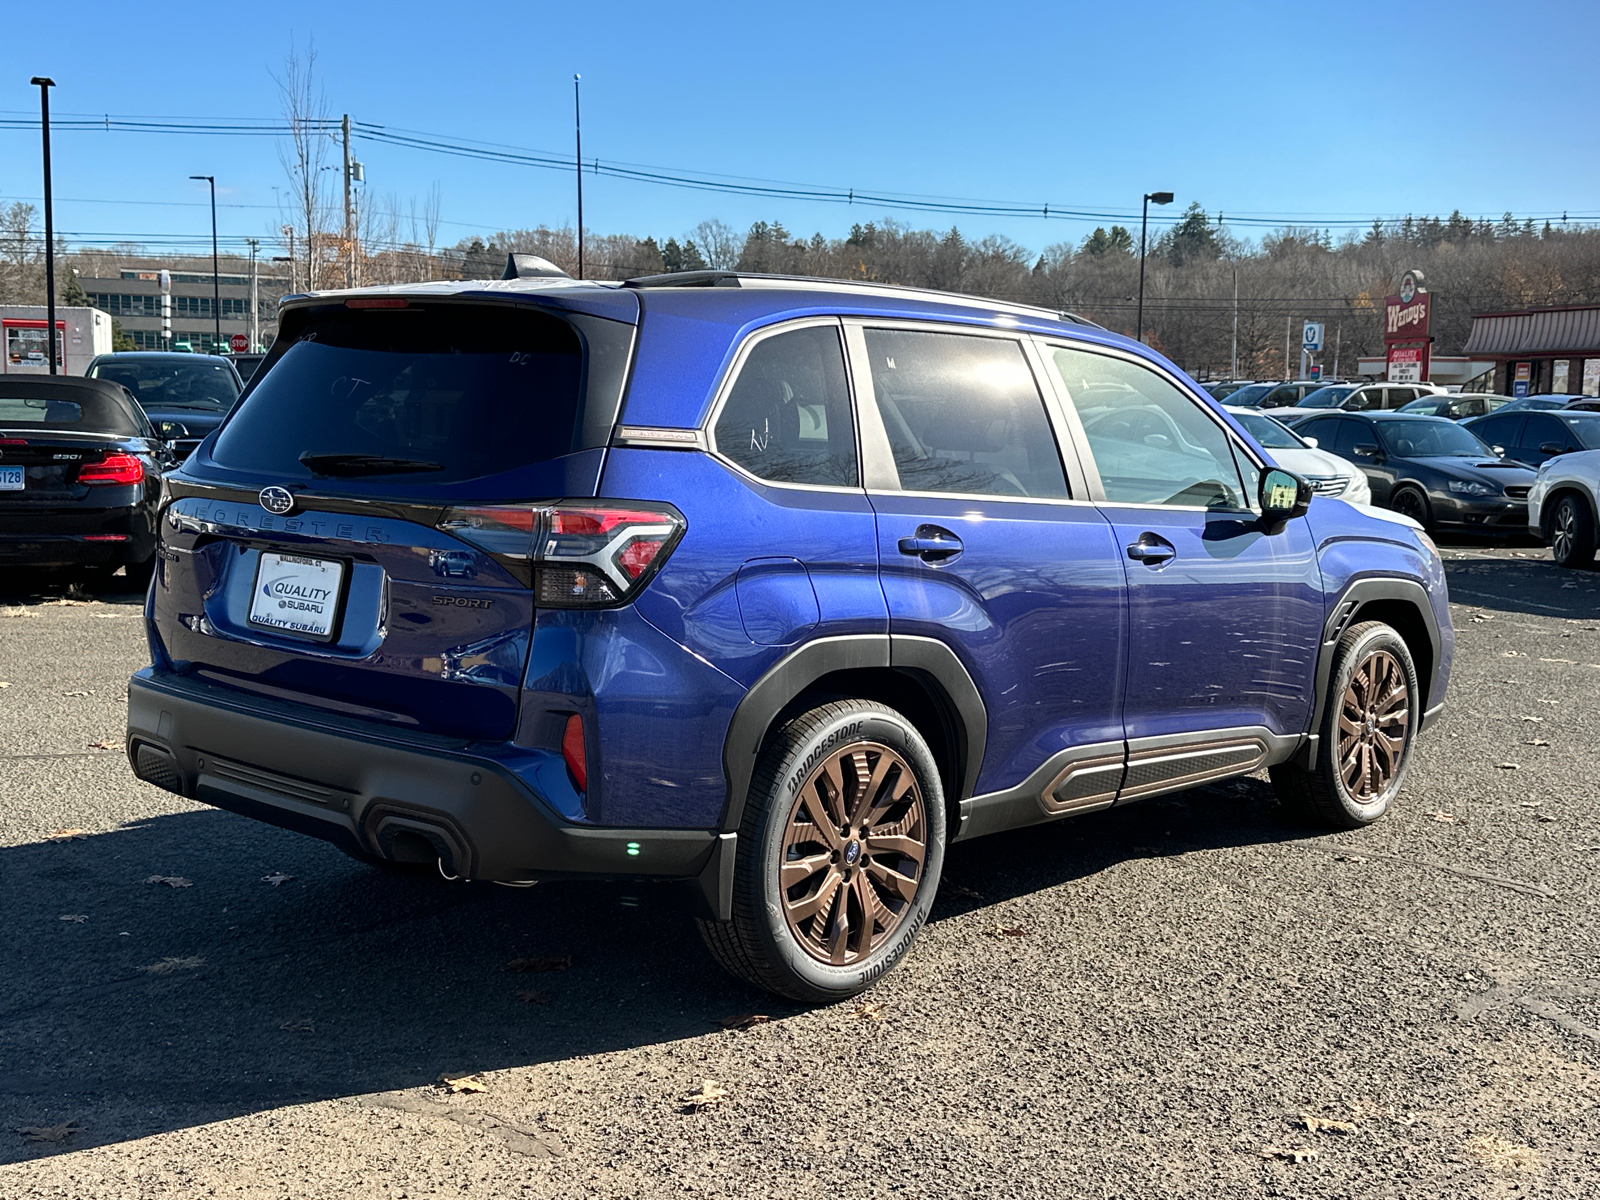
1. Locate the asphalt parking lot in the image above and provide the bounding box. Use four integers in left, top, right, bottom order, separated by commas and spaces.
1, 541, 1597, 1199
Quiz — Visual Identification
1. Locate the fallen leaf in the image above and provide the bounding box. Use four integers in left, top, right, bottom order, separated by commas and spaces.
279, 1018, 316, 1033
945, 883, 984, 900
1426, 811, 1459, 824
1496, 763, 1521, 770
15, 1120, 81, 1144
505, 955, 573, 973
0, 681, 10, 687
1466, 1134, 1539, 1172
58, 915, 87, 924
988, 925, 1028, 938
46, 828, 87, 842
437, 1072, 489, 1094
87, 740, 115, 750
1521, 800, 1543, 807
1526, 739, 1550, 747
61, 690, 90, 697
851, 1000, 886, 1022
261, 872, 294, 887
1302, 1114, 1357, 1135
1333, 853, 1368, 863
716, 1013, 769, 1030
146, 875, 192, 888
139, 956, 204, 975
1260, 1145, 1320, 1163
515, 988, 551, 1005
679, 1079, 728, 1112
1519, 715, 1544, 723
1534, 813, 1557, 824
1501, 651, 1522, 657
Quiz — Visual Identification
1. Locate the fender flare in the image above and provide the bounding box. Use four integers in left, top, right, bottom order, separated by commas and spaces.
717, 633, 986, 835
1298, 575, 1442, 769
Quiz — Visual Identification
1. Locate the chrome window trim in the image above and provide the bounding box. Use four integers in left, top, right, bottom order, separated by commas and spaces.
612, 424, 707, 450
842, 316, 1080, 502
1034, 335, 1267, 513
699, 316, 867, 496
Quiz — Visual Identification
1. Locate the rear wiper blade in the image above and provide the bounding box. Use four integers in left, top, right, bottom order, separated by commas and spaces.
298, 452, 443, 477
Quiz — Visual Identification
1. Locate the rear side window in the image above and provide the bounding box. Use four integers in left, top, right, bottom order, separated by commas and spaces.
0, 388, 145, 436
713, 324, 858, 487
212, 305, 585, 484
864, 329, 1067, 498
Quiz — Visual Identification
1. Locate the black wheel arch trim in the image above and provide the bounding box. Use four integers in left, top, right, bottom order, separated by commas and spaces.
1296, 575, 1442, 769
717, 633, 986, 835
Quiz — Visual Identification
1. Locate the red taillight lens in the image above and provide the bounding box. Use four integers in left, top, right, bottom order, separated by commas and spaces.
78, 452, 145, 486
561, 713, 588, 793
345, 297, 410, 309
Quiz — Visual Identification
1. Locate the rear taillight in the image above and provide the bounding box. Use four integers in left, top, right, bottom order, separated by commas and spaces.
437, 500, 684, 607
78, 452, 145, 486
561, 714, 588, 792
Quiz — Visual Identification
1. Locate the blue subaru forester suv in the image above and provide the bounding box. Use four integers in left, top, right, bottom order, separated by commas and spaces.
127, 258, 1452, 1002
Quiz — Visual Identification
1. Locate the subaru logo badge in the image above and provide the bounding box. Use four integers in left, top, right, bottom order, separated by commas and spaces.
259, 486, 295, 516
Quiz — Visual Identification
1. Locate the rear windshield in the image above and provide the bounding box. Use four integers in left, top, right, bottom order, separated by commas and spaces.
0, 388, 145, 436
91, 358, 241, 412
211, 305, 587, 484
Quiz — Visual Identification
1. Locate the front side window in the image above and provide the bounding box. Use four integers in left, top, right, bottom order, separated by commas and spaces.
863, 328, 1067, 498
1050, 346, 1247, 509
713, 324, 858, 487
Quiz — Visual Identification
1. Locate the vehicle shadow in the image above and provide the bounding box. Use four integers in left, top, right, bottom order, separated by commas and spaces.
0, 775, 1312, 1162
1439, 550, 1596, 618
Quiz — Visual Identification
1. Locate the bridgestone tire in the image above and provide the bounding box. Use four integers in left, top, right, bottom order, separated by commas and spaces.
1269, 621, 1420, 830
697, 699, 946, 1004
1549, 494, 1597, 569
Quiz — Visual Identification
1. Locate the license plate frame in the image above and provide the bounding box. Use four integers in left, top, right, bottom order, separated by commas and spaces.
248, 551, 346, 642
0, 466, 23, 491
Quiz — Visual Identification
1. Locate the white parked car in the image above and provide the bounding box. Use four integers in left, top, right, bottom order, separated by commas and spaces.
1227, 406, 1372, 505
1527, 448, 1600, 567
1271, 381, 1448, 424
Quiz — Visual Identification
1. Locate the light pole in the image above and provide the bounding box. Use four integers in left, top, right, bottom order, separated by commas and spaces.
573, 73, 584, 280
30, 77, 56, 374
190, 175, 219, 353
1136, 191, 1173, 344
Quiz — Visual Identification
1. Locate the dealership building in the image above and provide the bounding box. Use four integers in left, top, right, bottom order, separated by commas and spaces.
1460, 304, 1600, 397
80, 264, 288, 354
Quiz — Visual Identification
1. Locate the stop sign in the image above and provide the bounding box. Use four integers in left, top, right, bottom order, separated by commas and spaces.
229, 334, 249, 353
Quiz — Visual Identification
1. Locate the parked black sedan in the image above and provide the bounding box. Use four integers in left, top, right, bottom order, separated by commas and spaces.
85, 352, 243, 461
1292, 411, 1537, 531
0, 377, 173, 585
1464, 408, 1600, 468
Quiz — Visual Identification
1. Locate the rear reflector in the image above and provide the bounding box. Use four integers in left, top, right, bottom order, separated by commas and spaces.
78, 452, 145, 486
345, 297, 410, 309
82, 534, 129, 542
562, 714, 588, 793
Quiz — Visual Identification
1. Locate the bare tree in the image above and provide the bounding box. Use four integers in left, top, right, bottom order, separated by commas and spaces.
0, 202, 41, 304
274, 40, 335, 291
692, 219, 740, 270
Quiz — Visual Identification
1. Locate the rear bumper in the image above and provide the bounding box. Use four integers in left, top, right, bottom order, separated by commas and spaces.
126, 669, 725, 897
0, 530, 153, 567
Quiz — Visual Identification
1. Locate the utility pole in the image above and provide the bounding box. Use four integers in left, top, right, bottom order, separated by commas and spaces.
342, 114, 354, 288
573, 75, 584, 280
1333, 323, 1342, 380
1284, 315, 1291, 381
1230, 268, 1238, 379
31, 77, 57, 374
246, 238, 259, 350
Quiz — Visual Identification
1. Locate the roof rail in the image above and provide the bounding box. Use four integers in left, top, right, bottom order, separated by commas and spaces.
622, 270, 741, 289
502, 253, 570, 280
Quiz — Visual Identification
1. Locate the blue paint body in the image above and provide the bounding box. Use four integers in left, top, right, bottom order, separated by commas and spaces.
147, 278, 1452, 838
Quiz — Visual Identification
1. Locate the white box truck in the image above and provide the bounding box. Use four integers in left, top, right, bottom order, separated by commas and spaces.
1, 306, 113, 376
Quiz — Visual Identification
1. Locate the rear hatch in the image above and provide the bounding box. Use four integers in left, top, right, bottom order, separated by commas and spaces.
154, 294, 637, 741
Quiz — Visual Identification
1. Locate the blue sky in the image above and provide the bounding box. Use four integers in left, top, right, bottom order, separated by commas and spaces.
2, 0, 1597, 261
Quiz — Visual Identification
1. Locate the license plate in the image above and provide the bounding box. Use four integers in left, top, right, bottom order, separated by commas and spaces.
0, 466, 22, 491
249, 552, 344, 640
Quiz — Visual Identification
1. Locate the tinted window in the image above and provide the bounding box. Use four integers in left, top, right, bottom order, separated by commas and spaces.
1377, 419, 1491, 458
1225, 383, 1276, 407
714, 324, 858, 487
1568, 416, 1600, 449
212, 305, 585, 484
1051, 346, 1246, 508
1310, 417, 1366, 459
1519, 414, 1564, 450
91, 357, 240, 413
1469, 414, 1522, 450
865, 329, 1065, 498
1231, 410, 1305, 450
1300, 385, 1355, 409
0, 386, 145, 436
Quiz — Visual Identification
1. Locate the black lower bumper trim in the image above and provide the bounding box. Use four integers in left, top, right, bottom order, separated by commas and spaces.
126, 669, 718, 885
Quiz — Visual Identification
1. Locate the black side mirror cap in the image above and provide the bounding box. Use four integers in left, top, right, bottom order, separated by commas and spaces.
156, 420, 190, 440
1352, 443, 1383, 461
1539, 442, 1565, 455
1259, 467, 1312, 530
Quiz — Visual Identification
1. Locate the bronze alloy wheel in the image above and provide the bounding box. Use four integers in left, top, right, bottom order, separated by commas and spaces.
1337, 647, 1411, 801
779, 741, 928, 966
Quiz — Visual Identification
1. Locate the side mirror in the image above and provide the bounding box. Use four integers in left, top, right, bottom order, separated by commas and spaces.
1301, 436, 1319, 449
156, 419, 190, 442
1352, 443, 1383, 461
1539, 441, 1565, 455
1259, 467, 1312, 529
1493, 445, 1507, 457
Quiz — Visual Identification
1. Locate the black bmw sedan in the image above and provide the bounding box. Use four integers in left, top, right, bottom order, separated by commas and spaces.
85, 352, 242, 461
1292, 410, 1537, 532
0, 377, 174, 585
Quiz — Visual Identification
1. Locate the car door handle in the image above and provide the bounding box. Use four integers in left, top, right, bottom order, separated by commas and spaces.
898, 527, 963, 562
1126, 535, 1175, 565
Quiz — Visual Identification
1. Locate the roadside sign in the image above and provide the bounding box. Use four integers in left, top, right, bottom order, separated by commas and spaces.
229, 334, 249, 353
1302, 322, 1324, 352
1513, 361, 1532, 398
1309, 363, 1322, 380
1388, 347, 1424, 383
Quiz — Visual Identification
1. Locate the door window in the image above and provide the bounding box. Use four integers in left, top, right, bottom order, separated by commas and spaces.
1049, 346, 1248, 509
1470, 413, 1523, 452
713, 324, 859, 487
862, 328, 1067, 498
1519, 414, 1564, 453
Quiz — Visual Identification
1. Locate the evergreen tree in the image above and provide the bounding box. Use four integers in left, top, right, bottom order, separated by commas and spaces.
680, 239, 707, 271
1163, 202, 1221, 267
